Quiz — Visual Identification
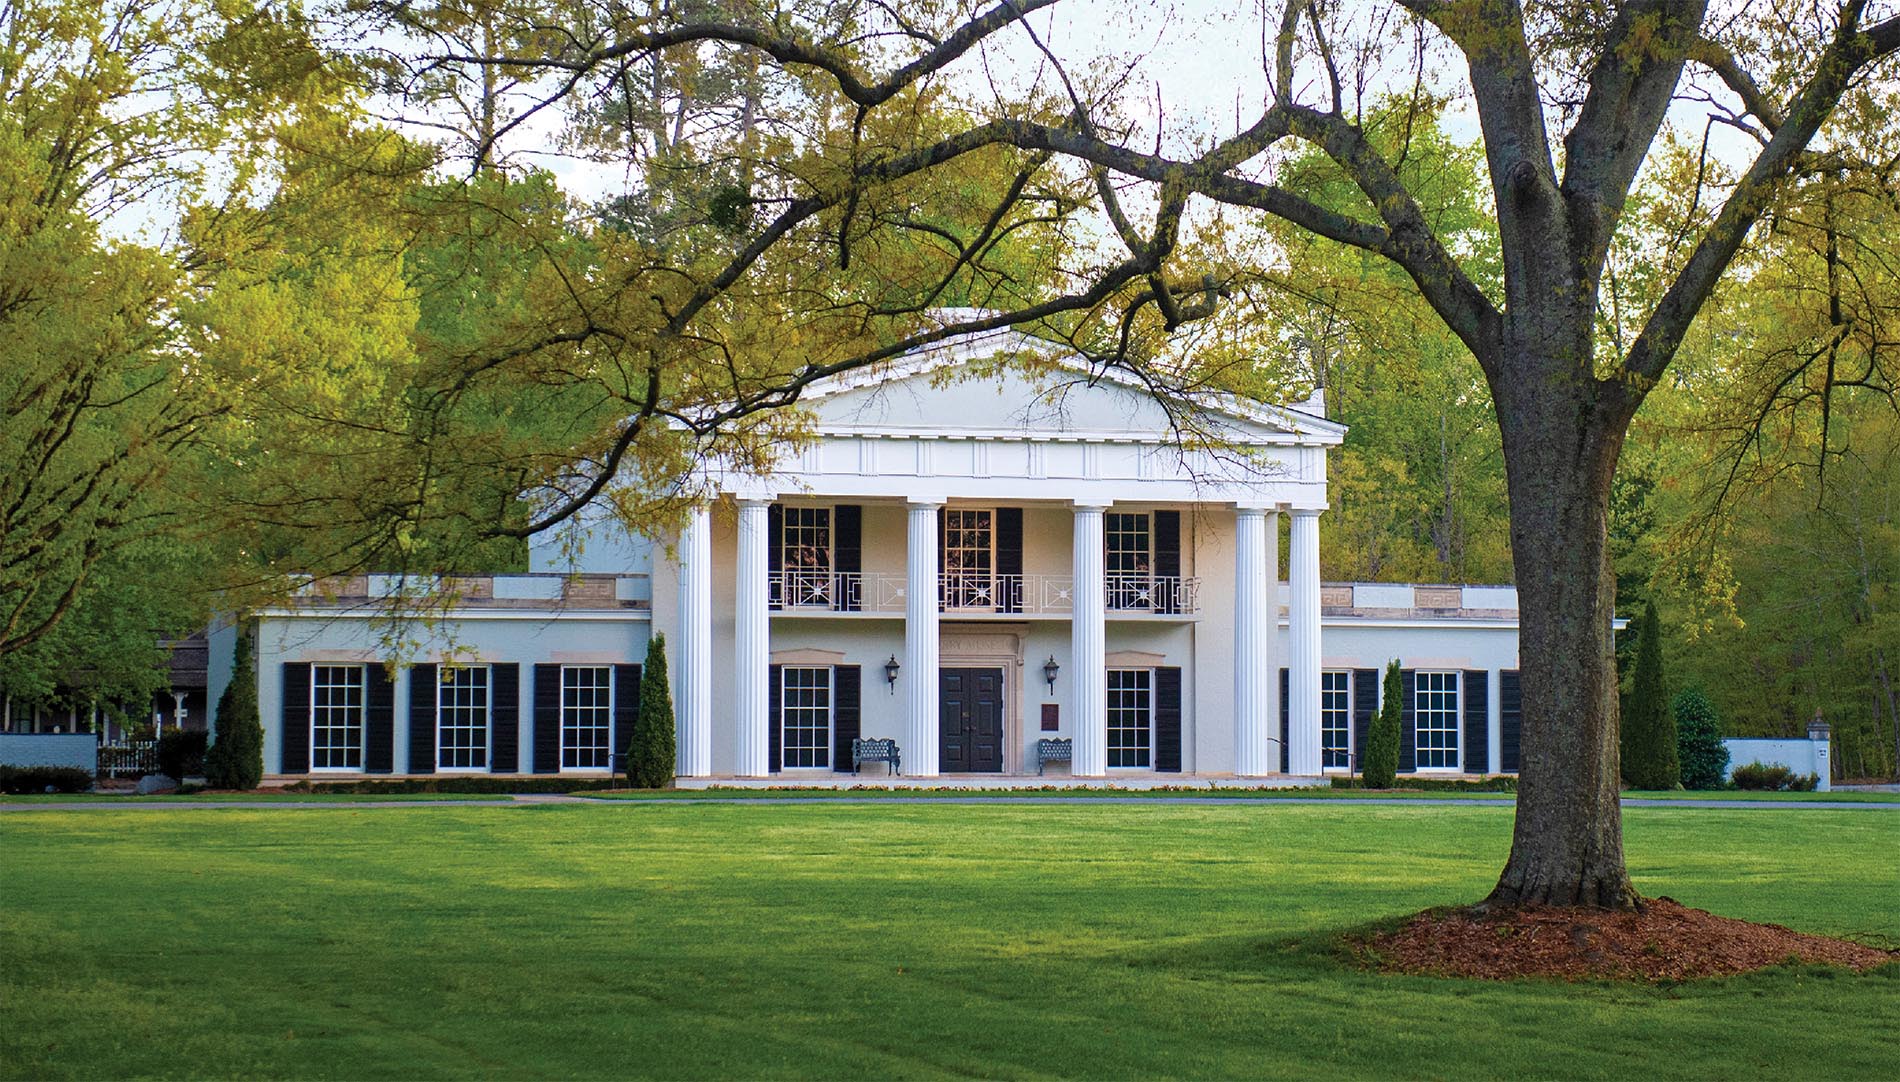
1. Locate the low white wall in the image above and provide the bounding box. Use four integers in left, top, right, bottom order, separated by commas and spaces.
1725, 736, 1831, 792
0, 733, 97, 772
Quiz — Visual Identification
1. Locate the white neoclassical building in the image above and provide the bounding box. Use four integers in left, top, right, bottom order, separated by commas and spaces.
248, 332, 1527, 782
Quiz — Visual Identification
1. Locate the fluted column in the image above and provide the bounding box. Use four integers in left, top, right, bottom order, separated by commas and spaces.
734, 499, 772, 777
676, 504, 713, 777
905, 499, 942, 776
1233, 505, 1276, 776
1071, 502, 1108, 777
1288, 508, 1323, 775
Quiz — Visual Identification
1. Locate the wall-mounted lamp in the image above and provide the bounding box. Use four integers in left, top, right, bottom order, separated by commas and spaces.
1043, 655, 1061, 693
884, 654, 901, 693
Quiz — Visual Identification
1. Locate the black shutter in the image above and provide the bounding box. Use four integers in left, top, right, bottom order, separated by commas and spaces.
408, 664, 437, 774
1154, 667, 1183, 772
1399, 669, 1417, 773
1352, 669, 1378, 773
833, 666, 860, 772
768, 503, 784, 609
365, 665, 394, 774
281, 663, 310, 774
613, 664, 641, 778
532, 664, 561, 773
1279, 667, 1290, 773
1154, 510, 1182, 614
490, 664, 520, 774
1463, 670, 1490, 775
1500, 669, 1522, 773
996, 507, 1024, 613
834, 505, 862, 612
768, 664, 782, 774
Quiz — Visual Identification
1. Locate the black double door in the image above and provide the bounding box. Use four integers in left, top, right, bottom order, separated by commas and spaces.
940, 668, 1005, 772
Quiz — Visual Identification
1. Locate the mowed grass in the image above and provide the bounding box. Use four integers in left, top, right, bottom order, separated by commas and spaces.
2, 804, 1896, 1080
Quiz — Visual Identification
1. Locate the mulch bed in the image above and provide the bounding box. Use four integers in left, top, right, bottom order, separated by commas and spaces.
1359, 897, 1896, 982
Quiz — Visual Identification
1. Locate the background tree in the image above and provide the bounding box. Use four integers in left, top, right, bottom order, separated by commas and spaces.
1673, 687, 1730, 791
1620, 601, 1679, 790
204, 628, 264, 790
1362, 660, 1403, 789
627, 632, 675, 788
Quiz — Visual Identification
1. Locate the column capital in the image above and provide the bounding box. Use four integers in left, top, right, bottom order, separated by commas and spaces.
1234, 502, 1276, 515
1291, 506, 1325, 518
906, 496, 947, 508
1071, 500, 1112, 511
735, 496, 774, 509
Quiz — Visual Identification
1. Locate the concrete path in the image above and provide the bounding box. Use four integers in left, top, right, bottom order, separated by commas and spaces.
2, 794, 1896, 812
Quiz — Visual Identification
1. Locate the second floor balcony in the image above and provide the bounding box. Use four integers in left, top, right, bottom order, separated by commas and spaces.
769, 570, 1200, 617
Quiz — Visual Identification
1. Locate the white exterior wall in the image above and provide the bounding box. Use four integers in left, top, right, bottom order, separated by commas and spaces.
256, 612, 648, 775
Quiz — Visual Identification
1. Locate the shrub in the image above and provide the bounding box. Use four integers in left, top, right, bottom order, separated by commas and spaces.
1731, 762, 1794, 791
1674, 687, 1729, 790
204, 627, 265, 790
0, 766, 94, 794
282, 777, 621, 795
1620, 601, 1680, 789
626, 633, 676, 789
156, 730, 208, 780
1361, 660, 1402, 788
1788, 772, 1819, 792
1330, 775, 1516, 793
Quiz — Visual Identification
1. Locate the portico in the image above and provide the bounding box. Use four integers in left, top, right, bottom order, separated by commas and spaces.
657, 336, 1345, 780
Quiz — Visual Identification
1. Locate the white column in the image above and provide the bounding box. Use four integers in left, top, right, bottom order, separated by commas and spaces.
1071, 503, 1108, 777
676, 504, 714, 777
1287, 508, 1323, 775
734, 499, 772, 777
905, 500, 942, 776
1234, 506, 1276, 776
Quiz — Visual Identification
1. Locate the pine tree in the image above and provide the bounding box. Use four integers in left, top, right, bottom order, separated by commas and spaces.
1620, 601, 1681, 789
203, 626, 264, 790
1673, 687, 1730, 790
1362, 660, 1403, 788
626, 633, 676, 789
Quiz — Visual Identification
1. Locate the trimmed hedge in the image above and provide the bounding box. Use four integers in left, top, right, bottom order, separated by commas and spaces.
157, 730, 208, 781
281, 777, 623, 795
1330, 775, 1517, 793
0, 766, 94, 794
1731, 762, 1820, 792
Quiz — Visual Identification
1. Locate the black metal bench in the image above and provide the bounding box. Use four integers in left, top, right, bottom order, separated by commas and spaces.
1037, 738, 1073, 775
851, 737, 901, 775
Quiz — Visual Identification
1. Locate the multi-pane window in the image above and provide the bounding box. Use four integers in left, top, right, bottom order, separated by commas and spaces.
780, 666, 832, 769
781, 506, 833, 607
311, 665, 365, 770
1414, 671, 1461, 769
1321, 670, 1352, 769
942, 509, 995, 608
561, 666, 613, 770
1107, 668, 1153, 768
1105, 512, 1153, 609
438, 666, 490, 771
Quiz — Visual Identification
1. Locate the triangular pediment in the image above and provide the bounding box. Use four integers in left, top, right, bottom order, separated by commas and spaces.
798, 333, 1343, 447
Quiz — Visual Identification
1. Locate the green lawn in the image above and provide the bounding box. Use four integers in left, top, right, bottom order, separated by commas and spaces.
3, 804, 1895, 1080
1, 792, 505, 803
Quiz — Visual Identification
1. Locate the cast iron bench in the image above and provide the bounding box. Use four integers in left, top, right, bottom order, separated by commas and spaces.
1037, 738, 1073, 775
851, 737, 901, 775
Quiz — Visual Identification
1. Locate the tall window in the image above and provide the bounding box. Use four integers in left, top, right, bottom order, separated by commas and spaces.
1414, 671, 1461, 769
438, 666, 490, 771
1321, 670, 1351, 769
781, 506, 833, 607
1105, 512, 1153, 609
311, 665, 365, 770
780, 667, 832, 769
942, 509, 995, 608
1107, 669, 1153, 768
561, 666, 612, 770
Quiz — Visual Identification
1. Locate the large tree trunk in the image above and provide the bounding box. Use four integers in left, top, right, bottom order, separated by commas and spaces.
1484, 355, 1643, 910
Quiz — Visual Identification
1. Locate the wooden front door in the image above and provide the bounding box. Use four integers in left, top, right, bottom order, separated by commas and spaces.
940, 668, 1005, 772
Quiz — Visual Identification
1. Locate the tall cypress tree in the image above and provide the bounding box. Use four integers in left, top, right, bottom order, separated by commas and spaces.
1621, 601, 1680, 790
626, 633, 676, 789
203, 625, 264, 790
1362, 660, 1403, 788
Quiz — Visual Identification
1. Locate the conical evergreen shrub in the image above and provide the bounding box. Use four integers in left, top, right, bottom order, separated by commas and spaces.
1674, 686, 1729, 790
1620, 601, 1680, 789
203, 626, 264, 790
1361, 660, 1403, 788
625, 633, 676, 789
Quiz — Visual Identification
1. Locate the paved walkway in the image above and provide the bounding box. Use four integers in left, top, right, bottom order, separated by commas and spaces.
3, 794, 1896, 812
